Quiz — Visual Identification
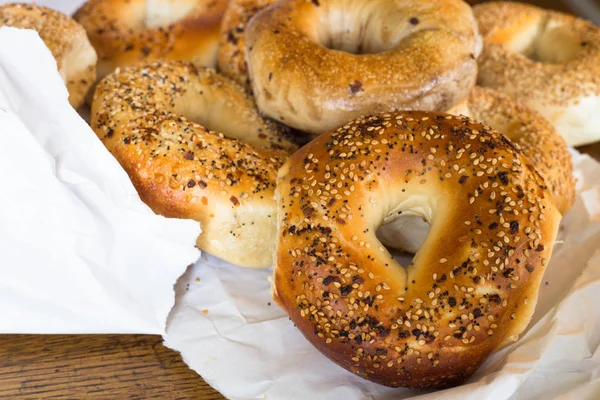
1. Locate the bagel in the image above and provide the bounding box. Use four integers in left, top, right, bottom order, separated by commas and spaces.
474, 1, 600, 146
74, 0, 228, 81
449, 87, 575, 215
91, 61, 297, 268
0, 3, 97, 109
245, 0, 482, 135
218, 0, 274, 89
274, 111, 561, 388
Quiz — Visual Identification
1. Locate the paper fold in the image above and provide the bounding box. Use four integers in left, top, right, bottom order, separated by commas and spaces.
0, 27, 200, 334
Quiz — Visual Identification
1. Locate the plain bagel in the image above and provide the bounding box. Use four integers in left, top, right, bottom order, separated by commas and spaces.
474, 1, 600, 146
74, 0, 228, 81
0, 3, 97, 109
91, 61, 297, 268
274, 111, 561, 388
245, 0, 482, 135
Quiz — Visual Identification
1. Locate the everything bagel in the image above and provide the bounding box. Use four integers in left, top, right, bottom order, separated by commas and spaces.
474, 1, 600, 146
274, 111, 561, 388
0, 3, 97, 108
91, 61, 297, 267
74, 0, 228, 81
245, 0, 482, 135
218, 0, 274, 89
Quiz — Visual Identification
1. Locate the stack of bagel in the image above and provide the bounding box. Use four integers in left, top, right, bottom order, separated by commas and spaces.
2, 0, 598, 390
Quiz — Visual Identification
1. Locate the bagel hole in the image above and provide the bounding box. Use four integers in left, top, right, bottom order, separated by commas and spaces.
512, 19, 582, 64
529, 25, 582, 64
318, 29, 399, 54
376, 214, 431, 267
315, 9, 418, 54
145, 0, 196, 28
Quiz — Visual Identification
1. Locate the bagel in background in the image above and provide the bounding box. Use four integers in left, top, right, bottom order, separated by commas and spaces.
474, 1, 600, 146
0, 3, 97, 109
245, 0, 482, 135
74, 0, 228, 82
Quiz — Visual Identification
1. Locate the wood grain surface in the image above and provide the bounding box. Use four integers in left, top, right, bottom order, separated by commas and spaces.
0, 335, 224, 399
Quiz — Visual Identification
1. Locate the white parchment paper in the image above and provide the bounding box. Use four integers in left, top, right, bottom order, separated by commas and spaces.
1, 1, 600, 399
0, 27, 200, 333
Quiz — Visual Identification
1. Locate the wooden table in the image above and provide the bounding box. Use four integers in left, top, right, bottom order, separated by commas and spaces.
0, 335, 224, 399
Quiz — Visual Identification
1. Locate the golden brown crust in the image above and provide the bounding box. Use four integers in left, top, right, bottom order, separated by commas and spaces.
245, 0, 482, 135
449, 86, 575, 215
474, 1, 600, 146
274, 111, 561, 388
0, 3, 97, 109
218, 0, 274, 89
91, 61, 297, 267
74, 0, 228, 80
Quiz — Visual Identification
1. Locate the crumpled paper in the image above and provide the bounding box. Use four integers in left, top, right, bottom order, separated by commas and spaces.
0, 26, 200, 333
2, 1, 600, 399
